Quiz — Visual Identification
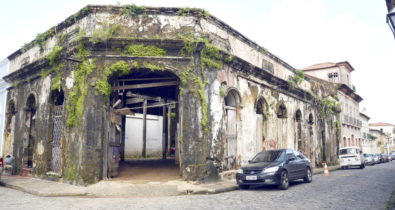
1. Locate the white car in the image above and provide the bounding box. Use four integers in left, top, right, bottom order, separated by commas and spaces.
339, 147, 365, 169
363, 153, 374, 165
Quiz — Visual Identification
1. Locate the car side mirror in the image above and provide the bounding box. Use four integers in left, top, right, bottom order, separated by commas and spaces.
248, 160, 252, 164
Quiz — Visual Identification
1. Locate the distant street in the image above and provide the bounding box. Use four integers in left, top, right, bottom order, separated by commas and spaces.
0, 162, 395, 210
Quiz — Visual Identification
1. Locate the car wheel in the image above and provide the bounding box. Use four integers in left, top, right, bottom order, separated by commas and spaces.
304, 168, 312, 183
278, 170, 289, 190
239, 185, 250, 190
360, 164, 364, 169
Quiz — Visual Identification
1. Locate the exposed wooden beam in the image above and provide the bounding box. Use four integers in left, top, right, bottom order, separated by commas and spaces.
117, 77, 175, 82
125, 92, 161, 101
147, 102, 165, 107
125, 98, 145, 105
112, 81, 179, 90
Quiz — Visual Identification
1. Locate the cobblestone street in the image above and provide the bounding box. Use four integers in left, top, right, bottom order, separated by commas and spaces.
0, 162, 394, 210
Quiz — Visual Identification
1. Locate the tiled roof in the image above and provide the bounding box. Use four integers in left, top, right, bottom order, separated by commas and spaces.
302, 61, 354, 72
369, 122, 395, 127
302, 62, 337, 71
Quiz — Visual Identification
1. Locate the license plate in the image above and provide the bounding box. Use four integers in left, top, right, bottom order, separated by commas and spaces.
246, 176, 257, 181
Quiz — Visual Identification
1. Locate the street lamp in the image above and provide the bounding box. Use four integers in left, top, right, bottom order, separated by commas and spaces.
387, 0, 395, 37
387, 7, 395, 37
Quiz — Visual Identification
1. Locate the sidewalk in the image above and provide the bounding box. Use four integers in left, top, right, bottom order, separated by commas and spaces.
0, 165, 339, 198
0, 175, 239, 197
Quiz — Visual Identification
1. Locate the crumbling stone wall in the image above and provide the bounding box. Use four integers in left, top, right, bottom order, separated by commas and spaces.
3, 5, 341, 184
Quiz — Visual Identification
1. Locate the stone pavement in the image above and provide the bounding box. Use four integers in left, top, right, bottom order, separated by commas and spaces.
0, 165, 340, 198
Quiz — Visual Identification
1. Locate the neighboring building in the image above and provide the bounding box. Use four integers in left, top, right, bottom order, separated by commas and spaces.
369, 122, 395, 153
2, 5, 340, 184
369, 128, 385, 154
360, 112, 375, 153
0, 59, 9, 156
303, 62, 363, 150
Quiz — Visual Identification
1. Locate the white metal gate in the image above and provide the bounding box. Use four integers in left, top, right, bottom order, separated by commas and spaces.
51, 106, 63, 173
227, 109, 237, 169
256, 114, 263, 153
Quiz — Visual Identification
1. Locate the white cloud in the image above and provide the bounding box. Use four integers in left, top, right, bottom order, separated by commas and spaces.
252, 0, 395, 123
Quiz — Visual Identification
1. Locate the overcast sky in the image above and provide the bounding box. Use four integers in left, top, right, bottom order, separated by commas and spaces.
1, 0, 394, 123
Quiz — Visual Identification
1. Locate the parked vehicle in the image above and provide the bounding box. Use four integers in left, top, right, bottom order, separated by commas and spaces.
339, 147, 365, 169
363, 153, 374, 165
378, 153, 384, 163
391, 152, 395, 160
373, 154, 380, 164
236, 149, 313, 190
0, 156, 3, 180
382, 154, 390, 163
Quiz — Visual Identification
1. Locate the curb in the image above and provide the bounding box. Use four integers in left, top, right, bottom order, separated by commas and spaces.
0, 180, 88, 197
188, 185, 239, 195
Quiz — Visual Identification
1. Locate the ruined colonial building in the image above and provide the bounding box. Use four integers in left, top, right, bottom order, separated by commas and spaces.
3, 5, 341, 184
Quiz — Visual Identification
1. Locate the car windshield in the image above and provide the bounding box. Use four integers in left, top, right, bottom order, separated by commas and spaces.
250, 150, 285, 163
340, 148, 356, 155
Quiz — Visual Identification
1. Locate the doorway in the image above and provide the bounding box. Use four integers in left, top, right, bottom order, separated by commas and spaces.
224, 89, 241, 170
24, 94, 36, 169
106, 68, 180, 182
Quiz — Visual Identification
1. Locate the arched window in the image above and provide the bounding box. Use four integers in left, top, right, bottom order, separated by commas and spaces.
308, 113, 314, 124
50, 89, 64, 105
225, 89, 241, 107
277, 103, 287, 118
255, 97, 267, 114
295, 110, 302, 122
5, 99, 16, 132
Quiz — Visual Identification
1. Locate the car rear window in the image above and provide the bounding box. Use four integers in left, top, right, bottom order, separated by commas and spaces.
340, 148, 356, 155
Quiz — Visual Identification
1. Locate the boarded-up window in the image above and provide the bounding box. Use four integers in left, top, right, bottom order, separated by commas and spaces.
262, 59, 274, 73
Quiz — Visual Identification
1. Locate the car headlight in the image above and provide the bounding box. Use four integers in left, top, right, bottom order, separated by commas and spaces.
263, 166, 279, 174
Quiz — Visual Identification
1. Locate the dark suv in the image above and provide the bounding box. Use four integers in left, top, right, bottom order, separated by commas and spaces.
236, 149, 313, 190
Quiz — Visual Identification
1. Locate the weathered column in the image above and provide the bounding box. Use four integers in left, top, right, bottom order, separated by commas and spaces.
162, 100, 167, 159
142, 99, 147, 158
167, 105, 171, 155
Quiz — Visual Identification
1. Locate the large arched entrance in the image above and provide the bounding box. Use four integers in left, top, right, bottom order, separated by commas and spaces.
255, 97, 268, 153
224, 88, 241, 170
24, 94, 37, 169
49, 89, 64, 174
107, 67, 180, 183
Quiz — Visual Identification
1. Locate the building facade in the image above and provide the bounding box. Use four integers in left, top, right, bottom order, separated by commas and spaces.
360, 112, 376, 153
369, 122, 395, 154
303, 62, 363, 150
369, 129, 385, 154
0, 59, 9, 156
2, 5, 341, 184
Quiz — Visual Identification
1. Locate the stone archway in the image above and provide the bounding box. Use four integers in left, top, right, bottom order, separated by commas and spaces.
255, 97, 268, 152
276, 102, 287, 149
295, 109, 302, 151
224, 88, 241, 170
24, 94, 37, 169
49, 89, 64, 174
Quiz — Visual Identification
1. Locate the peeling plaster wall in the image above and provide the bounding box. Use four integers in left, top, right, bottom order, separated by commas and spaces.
4, 6, 341, 184
199, 19, 311, 90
